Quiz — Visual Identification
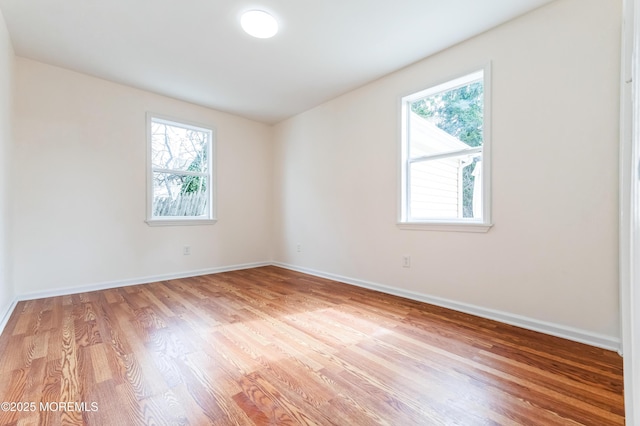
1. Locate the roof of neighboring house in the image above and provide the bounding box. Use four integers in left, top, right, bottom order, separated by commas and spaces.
409, 111, 469, 158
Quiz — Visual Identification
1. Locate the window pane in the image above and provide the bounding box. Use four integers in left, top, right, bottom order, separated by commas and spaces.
408, 111, 474, 159
152, 172, 208, 217
410, 78, 484, 155
409, 154, 481, 220
151, 120, 209, 172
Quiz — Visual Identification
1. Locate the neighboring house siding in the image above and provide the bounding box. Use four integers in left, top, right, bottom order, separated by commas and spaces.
408, 111, 468, 219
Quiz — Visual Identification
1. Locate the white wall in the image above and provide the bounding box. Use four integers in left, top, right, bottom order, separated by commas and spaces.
12, 59, 273, 295
0, 10, 14, 321
273, 0, 622, 342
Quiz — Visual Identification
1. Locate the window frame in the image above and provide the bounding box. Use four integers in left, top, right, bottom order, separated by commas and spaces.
398, 64, 492, 233
145, 112, 217, 227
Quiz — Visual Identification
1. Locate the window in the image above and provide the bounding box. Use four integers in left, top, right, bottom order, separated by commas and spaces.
146, 113, 216, 226
399, 66, 491, 232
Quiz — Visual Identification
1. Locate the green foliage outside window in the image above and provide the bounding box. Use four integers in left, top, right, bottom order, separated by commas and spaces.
180, 147, 207, 195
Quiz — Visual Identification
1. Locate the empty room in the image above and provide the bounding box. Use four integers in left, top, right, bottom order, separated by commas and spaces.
0, 0, 637, 424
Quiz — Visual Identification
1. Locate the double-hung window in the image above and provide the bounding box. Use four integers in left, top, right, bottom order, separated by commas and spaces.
146, 113, 216, 226
399, 66, 491, 232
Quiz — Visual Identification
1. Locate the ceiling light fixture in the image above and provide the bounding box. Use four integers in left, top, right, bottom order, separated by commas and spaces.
241, 10, 279, 39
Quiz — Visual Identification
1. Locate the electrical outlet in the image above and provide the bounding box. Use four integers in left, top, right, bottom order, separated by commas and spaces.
296, 243, 302, 253
402, 255, 411, 268
183, 246, 191, 256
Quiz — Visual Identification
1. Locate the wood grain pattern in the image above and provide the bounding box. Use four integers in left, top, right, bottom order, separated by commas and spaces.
0, 266, 624, 425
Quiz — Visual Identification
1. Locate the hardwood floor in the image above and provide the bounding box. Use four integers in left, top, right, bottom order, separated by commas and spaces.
0, 266, 624, 425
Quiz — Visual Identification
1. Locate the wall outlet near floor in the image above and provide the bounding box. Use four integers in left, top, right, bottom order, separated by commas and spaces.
402, 255, 411, 268
296, 243, 302, 253
183, 246, 191, 256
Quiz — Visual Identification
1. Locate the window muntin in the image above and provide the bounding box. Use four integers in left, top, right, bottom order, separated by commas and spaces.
147, 114, 215, 225
400, 68, 490, 229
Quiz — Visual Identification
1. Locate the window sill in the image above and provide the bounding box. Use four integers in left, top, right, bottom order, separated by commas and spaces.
397, 222, 493, 233
146, 218, 217, 227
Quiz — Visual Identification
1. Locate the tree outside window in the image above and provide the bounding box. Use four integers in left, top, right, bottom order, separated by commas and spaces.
147, 114, 215, 225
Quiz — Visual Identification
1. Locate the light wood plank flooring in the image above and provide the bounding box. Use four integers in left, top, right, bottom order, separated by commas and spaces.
0, 266, 624, 425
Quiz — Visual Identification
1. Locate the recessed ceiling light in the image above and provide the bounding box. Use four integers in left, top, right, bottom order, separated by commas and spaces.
241, 10, 279, 39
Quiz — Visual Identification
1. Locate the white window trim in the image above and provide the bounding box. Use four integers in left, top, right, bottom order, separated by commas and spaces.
397, 63, 492, 232
145, 112, 217, 226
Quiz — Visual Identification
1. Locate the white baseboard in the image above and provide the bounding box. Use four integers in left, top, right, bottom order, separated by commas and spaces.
0, 297, 18, 337
16, 261, 271, 302
272, 262, 622, 352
